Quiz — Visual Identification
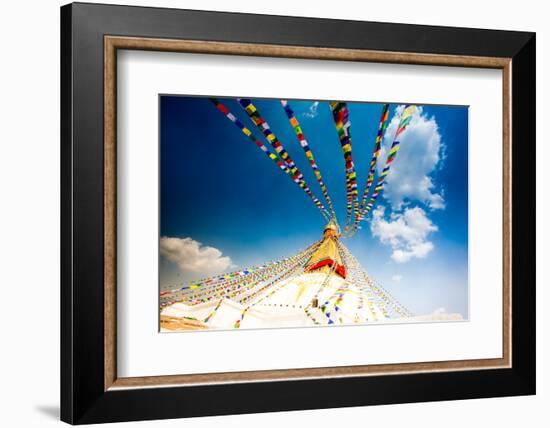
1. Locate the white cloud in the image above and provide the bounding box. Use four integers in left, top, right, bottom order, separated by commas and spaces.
371, 206, 437, 263
379, 105, 445, 210
160, 237, 233, 276
391, 274, 403, 282
302, 101, 319, 118
391, 241, 434, 263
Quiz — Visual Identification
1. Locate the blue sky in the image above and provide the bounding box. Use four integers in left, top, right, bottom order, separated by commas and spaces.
159, 95, 468, 317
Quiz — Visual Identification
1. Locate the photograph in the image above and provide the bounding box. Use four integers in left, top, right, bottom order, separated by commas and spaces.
159, 96, 469, 331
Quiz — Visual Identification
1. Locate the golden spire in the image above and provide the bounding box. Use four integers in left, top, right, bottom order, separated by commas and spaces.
323, 220, 340, 239
304, 221, 346, 278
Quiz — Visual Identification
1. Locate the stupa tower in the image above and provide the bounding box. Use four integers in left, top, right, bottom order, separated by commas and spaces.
160, 223, 411, 331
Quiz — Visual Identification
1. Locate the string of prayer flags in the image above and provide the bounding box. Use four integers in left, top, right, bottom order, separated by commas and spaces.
237, 98, 332, 220
329, 102, 359, 235
347, 103, 390, 237
210, 98, 330, 220
238, 99, 300, 176
281, 100, 337, 222
360, 105, 417, 217
161, 242, 320, 305
358, 103, 390, 216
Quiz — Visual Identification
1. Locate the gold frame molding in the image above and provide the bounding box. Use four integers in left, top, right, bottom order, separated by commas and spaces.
104, 36, 512, 391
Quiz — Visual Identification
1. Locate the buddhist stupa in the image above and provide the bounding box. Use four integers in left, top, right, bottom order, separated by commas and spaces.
160, 222, 412, 331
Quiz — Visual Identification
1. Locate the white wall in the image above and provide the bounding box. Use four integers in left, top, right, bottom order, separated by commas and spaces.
0, 0, 546, 426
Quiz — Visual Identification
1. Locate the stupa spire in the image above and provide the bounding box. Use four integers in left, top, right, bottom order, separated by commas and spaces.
304, 222, 346, 278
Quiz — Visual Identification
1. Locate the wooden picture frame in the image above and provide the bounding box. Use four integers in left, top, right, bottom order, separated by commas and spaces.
61, 2, 535, 424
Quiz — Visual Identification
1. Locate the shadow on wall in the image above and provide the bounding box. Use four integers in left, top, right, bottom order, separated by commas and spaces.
35, 405, 59, 420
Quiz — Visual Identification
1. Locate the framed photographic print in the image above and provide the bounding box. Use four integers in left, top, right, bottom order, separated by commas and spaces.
60, 2, 535, 424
